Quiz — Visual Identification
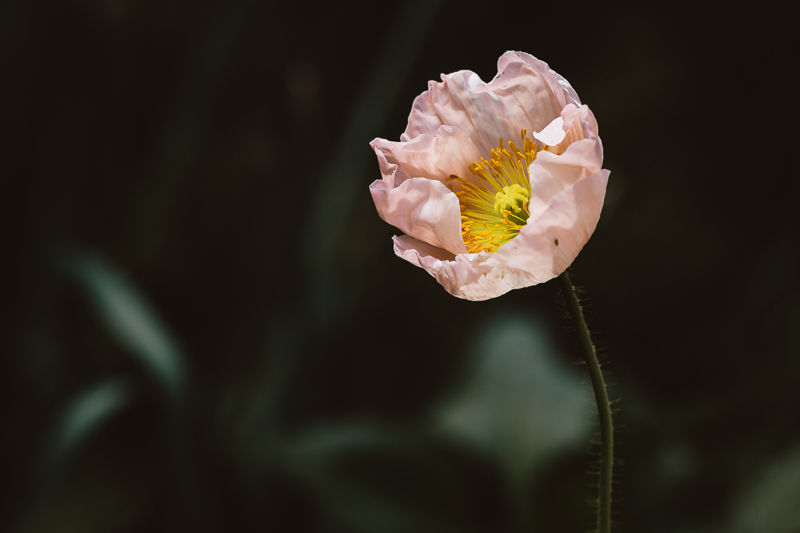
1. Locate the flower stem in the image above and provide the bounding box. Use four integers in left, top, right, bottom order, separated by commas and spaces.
558, 271, 613, 533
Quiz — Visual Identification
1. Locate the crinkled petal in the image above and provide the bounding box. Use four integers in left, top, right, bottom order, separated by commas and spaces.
496, 168, 609, 284
533, 103, 599, 152
370, 177, 467, 255
517, 104, 603, 224
393, 234, 455, 270
371, 141, 408, 189
500, 52, 581, 109
392, 235, 494, 299
548, 103, 600, 156
532, 116, 566, 147
402, 51, 581, 155
370, 125, 482, 187
404, 170, 609, 301
525, 142, 602, 223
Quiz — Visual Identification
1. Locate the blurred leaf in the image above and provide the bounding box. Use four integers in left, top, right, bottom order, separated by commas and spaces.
66, 255, 185, 399
285, 424, 499, 533
49, 377, 134, 465
435, 311, 592, 481
730, 446, 800, 533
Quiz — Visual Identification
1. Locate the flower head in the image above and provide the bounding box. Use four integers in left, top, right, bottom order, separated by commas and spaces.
370, 51, 609, 301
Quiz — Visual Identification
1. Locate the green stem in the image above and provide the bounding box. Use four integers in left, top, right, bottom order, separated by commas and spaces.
558, 271, 613, 533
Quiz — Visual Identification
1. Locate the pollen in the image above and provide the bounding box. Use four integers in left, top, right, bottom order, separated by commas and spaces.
448, 129, 547, 254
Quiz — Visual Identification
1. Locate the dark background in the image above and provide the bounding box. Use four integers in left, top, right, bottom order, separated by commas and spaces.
2, 0, 799, 532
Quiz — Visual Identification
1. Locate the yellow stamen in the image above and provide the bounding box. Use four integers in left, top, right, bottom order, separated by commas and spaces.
455, 129, 553, 253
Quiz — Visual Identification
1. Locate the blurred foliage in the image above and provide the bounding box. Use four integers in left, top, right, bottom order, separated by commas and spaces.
2, 0, 799, 532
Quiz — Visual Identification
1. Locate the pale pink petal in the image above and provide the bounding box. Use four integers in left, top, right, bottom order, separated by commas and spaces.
496, 169, 609, 284
514, 104, 602, 226
370, 125, 482, 186
548, 104, 600, 156
533, 116, 567, 146
533, 104, 599, 152
372, 142, 408, 189
498, 52, 581, 109
525, 141, 603, 226
393, 234, 455, 277
370, 177, 467, 256
392, 235, 495, 300
402, 51, 581, 155
427, 169, 609, 301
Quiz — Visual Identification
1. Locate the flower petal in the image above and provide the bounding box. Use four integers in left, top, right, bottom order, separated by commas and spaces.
403, 51, 581, 155
370, 125, 483, 187
392, 235, 495, 299
533, 103, 599, 151
498, 52, 582, 109
532, 116, 567, 147
371, 140, 408, 189
370, 177, 467, 255
549, 104, 600, 156
526, 143, 603, 229
393, 234, 455, 271
407, 169, 609, 301
496, 168, 609, 285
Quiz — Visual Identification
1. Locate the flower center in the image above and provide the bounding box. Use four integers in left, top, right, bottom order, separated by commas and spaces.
494, 184, 530, 220
447, 128, 545, 254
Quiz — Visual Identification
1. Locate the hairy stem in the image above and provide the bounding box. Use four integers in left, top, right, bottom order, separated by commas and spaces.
558, 271, 613, 533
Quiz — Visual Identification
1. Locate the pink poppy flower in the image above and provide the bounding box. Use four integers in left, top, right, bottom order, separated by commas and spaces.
370, 51, 609, 301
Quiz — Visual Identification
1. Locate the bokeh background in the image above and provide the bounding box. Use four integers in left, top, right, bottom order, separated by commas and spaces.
3, 0, 799, 532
